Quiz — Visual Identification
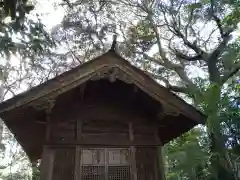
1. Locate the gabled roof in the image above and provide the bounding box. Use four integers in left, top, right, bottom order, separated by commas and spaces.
0, 51, 205, 161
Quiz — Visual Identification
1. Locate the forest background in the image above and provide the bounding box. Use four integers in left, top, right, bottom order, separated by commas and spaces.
0, 0, 240, 180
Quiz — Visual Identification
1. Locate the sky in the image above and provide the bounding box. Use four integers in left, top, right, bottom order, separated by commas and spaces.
33, 0, 65, 29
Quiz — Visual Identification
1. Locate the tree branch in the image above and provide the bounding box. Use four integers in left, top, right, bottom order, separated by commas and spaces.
159, 6, 208, 61
208, 36, 232, 62
207, 32, 232, 83
184, 6, 194, 38
210, 0, 235, 39
147, 14, 169, 64
172, 47, 202, 61
210, 0, 224, 38
145, 71, 189, 93
168, 85, 189, 93
60, 0, 84, 7
221, 63, 240, 85
171, 26, 208, 60
64, 31, 82, 64
139, 51, 197, 91
209, 0, 234, 60
131, 2, 198, 93
137, 51, 182, 70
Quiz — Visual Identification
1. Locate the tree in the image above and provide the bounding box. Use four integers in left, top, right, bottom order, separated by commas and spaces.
164, 80, 240, 180
0, 1, 57, 180
164, 129, 209, 180
0, 0, 34, 20
0, 128, 32, 180
53, 0, 240, 179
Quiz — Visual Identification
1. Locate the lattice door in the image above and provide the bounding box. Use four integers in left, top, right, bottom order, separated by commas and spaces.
81, 148, 131, 180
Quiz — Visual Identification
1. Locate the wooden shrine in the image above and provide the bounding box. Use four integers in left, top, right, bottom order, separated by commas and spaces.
0, 50, 205, 180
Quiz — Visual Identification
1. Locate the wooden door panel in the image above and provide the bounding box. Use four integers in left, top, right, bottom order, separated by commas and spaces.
52, 148, 75, 180
81, 148, 131, 180
135, 148, 159, 180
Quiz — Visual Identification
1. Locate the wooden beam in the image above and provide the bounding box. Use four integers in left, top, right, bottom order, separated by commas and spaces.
45, 100, 55, 142
156, 111, 165, 120
133, 85, 138, 94
44, 144, 160, 149
130, 84, 138, 101
154, 126, 162, 146
128, 122, 137, 180
129, 122, 134, 142
80, 83, 86, 101
158, 147, 166, 180
76, 119, 82, 141
44, 141, 160, 147
40, 147, 54, 180
154, 128, 164, 180
75, 118, 83, 180
109, 67, 118, 83
74, 147, 81, 180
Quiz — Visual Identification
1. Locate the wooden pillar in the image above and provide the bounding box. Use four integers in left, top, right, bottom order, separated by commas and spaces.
129, 122, 137, 180
40, 147, 54, 180
74, 119, 82, 180
40, 100, 55, 180
158, 147, 166, 180
154, 126, 166, 180
75, 85, 85, 180
45, 100, 55, 142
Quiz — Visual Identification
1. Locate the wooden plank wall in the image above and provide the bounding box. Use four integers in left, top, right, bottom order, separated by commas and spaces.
47, 99, 160, 147
51, 148, 75, 180
135, 147, 161, 180
40, 95, 162, 180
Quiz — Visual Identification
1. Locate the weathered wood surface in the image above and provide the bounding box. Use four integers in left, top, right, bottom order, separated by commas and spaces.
135, 147, 161, 180
52, 148, 75, 180
0, 51, 204, 164
40, 80, 165, 180
158, 147, 166, 180
48, 95, 160, 146
40, 147, 54, 180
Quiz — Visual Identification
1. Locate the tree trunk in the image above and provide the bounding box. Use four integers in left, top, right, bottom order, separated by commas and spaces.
0, 84, 4, 144
209, 132, 235, 180
0, 119, 3, 143
205, 84, 236, 179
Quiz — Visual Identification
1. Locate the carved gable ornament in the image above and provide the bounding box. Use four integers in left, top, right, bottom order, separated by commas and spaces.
90, 66, 133, 84
90, 66, 180, 116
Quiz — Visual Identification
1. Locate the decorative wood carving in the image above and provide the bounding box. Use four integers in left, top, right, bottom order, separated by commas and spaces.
90, 67, 133, 84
